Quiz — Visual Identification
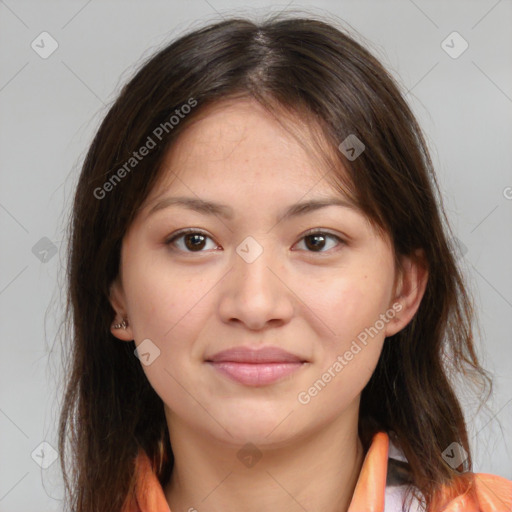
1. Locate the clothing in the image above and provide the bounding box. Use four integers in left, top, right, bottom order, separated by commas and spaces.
122, 431, 512, 512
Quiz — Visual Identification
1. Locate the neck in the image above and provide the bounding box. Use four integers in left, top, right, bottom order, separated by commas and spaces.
164, 403, 365, 512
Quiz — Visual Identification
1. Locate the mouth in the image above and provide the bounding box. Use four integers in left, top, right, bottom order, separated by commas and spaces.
205, 346, 308, 387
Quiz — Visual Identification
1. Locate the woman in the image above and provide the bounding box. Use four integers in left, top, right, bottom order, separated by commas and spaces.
59, 14, 512, 512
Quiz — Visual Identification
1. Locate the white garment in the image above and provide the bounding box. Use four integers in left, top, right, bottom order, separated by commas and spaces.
384, 439, 423, 512
385, 484, 422, 512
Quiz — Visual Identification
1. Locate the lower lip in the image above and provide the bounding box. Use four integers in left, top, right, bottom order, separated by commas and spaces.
208, 361, 304, 386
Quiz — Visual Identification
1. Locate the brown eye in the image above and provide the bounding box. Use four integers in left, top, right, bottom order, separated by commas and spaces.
183, 233, 207, 251
294, 231, 344, 253
165, 229, 218, 252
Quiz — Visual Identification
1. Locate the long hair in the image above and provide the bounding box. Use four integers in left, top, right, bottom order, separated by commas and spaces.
58, 13, 492, 511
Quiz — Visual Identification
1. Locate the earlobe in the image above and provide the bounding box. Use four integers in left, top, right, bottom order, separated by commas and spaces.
110, 317, 133, 341
385, 249, 429, 338
109, 278, 134, 342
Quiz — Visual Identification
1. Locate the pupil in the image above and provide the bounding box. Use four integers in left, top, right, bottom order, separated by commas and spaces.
306, 234, 325, 251
185, 234, 206, 251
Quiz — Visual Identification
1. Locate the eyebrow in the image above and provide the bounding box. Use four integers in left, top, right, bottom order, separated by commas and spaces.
146, 195, 358, 223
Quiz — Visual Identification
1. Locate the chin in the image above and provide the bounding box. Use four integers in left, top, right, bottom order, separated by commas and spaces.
222, 424, 299, 448
208, 406, 301, 446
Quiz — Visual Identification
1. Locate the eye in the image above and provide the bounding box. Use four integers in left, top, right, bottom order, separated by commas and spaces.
164, 229, 219, 252
293, 230, 345, 253
164, 228, 345, 254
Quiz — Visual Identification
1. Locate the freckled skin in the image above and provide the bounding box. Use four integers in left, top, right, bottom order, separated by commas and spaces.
109, 98, 428, 512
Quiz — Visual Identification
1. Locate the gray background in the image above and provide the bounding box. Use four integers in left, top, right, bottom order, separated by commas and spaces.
0, 0, 511, 510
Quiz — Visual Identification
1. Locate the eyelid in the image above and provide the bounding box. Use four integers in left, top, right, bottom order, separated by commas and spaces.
164, 227, 211, 244
300, 227, 345, 240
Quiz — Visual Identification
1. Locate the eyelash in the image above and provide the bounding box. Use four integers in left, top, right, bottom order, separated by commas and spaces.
164, 228, 346, 254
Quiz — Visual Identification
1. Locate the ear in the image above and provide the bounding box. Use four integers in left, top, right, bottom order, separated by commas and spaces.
384, 249, 429, 338
109, 277, 134, 341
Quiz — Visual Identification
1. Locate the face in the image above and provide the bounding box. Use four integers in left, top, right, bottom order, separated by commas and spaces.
110, 98, 425, 447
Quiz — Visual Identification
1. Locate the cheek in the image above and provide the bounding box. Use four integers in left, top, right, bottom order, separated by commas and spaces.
298, 261, 394, 403
121, 262, 211, 412
121, 257, 217, 395
121, 244, 210, 340
304, 266, 393, 343
296, 336, 384, 420
295, 271, 391, 412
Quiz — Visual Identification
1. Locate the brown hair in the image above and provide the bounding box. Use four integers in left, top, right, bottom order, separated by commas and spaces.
58, 13, 492, 511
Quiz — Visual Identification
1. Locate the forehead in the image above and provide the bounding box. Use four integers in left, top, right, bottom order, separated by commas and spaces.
146, 97, 352, 204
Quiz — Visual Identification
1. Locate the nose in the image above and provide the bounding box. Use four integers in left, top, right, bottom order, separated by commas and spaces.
217, 240, 295, 331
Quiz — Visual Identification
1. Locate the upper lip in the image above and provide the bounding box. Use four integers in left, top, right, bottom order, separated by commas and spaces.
207, 346, 306, 364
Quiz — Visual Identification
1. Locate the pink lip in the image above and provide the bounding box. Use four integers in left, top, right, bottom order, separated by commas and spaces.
208, 346, 305, 364
206, 346, 307, 386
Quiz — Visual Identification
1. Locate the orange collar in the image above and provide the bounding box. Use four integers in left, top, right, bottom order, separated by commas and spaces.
123, 431, 512, 512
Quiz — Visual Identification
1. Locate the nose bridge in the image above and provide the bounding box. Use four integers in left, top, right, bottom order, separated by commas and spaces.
218, 234, 294, 328
233, 234, 279, 298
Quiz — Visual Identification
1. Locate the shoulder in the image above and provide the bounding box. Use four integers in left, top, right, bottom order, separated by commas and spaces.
384, 437, 512, 511
385, 472, 512, 512
437, 472, 512, 512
